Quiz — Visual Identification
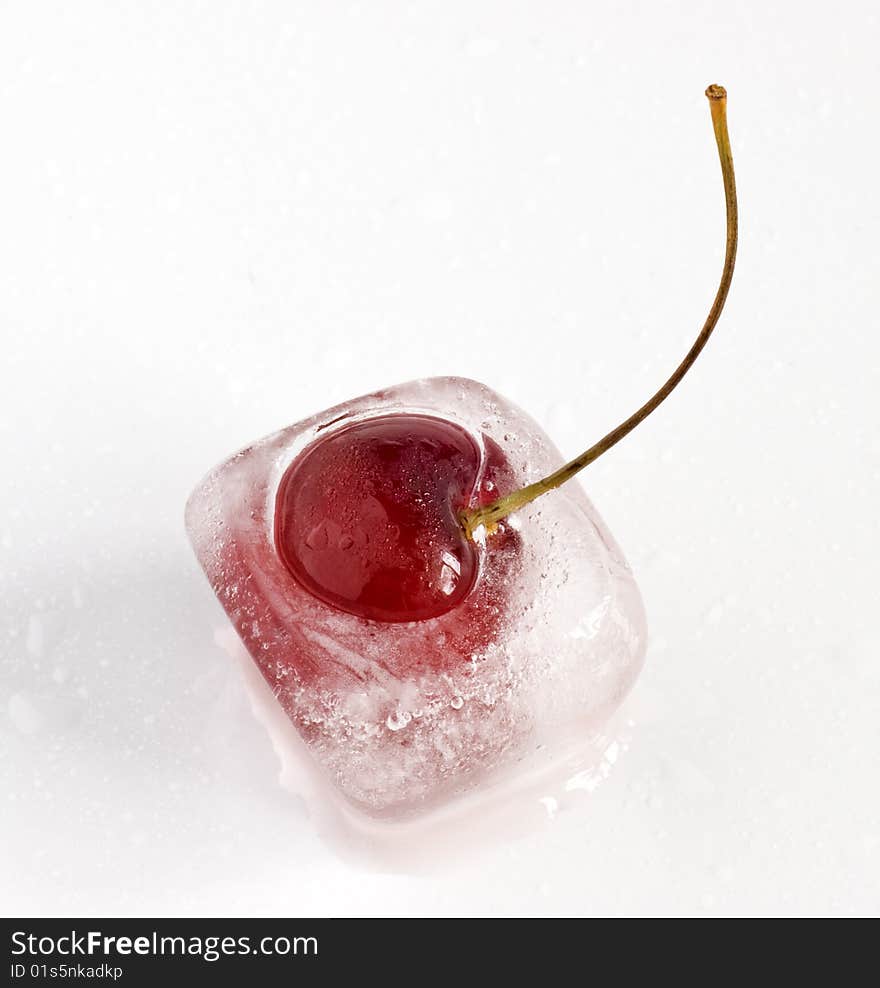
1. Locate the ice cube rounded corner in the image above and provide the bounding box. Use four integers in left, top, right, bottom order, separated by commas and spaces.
185, 376, 647, 819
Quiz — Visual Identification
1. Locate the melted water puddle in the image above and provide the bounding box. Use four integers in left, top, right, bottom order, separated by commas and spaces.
216, 625, 634, 872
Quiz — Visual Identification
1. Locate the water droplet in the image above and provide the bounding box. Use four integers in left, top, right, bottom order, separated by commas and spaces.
26, 615, 44, 656
8, 693, 44, 735
450, 695, 464, 710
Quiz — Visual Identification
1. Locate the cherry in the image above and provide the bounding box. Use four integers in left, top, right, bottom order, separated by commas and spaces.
275, 415, 484, 622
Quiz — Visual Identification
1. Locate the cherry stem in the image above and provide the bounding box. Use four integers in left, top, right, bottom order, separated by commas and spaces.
461, 84, 738, 541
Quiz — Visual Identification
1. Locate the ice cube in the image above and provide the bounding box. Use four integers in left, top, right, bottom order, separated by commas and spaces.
185, 377, 646, 818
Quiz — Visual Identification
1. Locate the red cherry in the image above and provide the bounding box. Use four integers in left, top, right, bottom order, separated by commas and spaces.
275, 415, 483, 622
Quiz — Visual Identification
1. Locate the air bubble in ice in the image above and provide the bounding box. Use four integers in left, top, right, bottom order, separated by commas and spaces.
386, 710, 413, 732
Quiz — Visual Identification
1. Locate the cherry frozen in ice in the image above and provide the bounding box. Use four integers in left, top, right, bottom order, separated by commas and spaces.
186, 86, 739, 815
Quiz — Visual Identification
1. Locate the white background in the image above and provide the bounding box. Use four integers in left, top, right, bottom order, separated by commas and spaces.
2, 1, 878, 916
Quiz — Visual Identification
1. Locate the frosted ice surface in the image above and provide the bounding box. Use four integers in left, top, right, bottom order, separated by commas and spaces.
185, 377, 646, 818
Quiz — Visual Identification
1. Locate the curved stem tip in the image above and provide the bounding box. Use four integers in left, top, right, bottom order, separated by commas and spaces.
461, 84, 738, 541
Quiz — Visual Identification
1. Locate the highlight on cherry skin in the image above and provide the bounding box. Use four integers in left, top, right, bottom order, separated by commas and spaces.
273, 84, 738, 629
